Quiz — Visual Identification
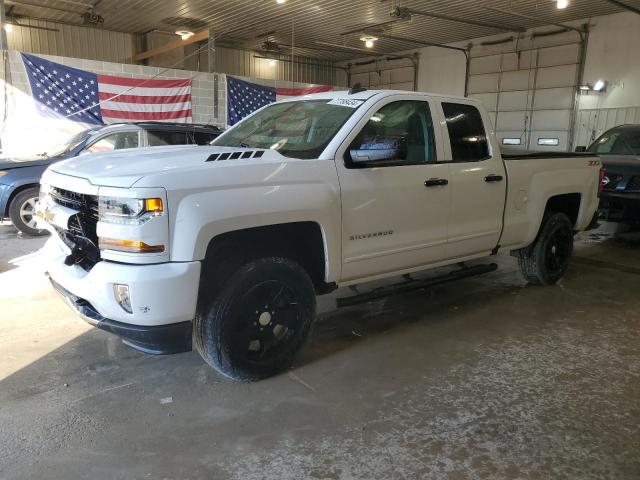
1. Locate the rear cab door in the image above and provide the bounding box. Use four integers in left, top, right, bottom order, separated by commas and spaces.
335, 94, 451, 283
437, 99, 507, 258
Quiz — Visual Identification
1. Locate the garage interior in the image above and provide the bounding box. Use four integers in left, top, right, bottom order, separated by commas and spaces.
1, 1, 640, 479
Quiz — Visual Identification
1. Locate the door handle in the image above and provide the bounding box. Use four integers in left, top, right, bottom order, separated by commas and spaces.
424, 178, 449, 187
484, 174, 504, 183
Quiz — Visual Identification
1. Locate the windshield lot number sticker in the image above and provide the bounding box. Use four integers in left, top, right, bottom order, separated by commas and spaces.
328, 99, 364, 108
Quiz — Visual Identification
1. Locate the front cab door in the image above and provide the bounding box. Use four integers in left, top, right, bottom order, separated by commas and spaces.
335, 97, 451, 283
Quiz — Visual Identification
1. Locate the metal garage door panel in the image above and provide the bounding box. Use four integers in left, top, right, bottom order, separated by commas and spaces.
499, 90, 531, 111
533, 87, 574, 110
535, 64, 578, 89
531, 130, 569, 151
501, 52, 519, 72
538, 44, 580, 68
501, 70, 532, 91
532, 109, 571, 131
469, 93, 498, 112
469, 55, 502, 75
467, 74, 499, 94
496, 111, 527, 131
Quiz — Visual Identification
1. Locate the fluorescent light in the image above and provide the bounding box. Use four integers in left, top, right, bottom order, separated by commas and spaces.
557, 0, 569, 9
268, 59, 277, 66
593, 79, 606, 92
4, 23, 13, 33
538, 138, 560, 146
276, 0, 286, 3
578, 85, 591, 91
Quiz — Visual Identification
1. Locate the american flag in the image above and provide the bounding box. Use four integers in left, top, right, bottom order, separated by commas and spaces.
22, 53, 192, 125
226, 76, 332, 126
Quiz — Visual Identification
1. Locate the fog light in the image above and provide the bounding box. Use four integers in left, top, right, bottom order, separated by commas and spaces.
114, 284, 132, 314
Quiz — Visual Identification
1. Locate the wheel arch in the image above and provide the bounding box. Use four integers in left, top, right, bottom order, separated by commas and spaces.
201, 221, 336, 295
4, 182, 40, 217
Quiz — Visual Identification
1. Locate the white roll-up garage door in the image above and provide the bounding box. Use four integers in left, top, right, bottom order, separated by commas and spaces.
467, 32, 585, 152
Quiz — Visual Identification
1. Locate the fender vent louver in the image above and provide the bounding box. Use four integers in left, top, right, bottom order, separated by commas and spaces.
206, 150, 266, 162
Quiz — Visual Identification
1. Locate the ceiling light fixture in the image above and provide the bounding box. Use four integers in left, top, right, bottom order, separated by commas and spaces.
360, 35, 378, 48
175, 30, 194, 40
4, 23, 13, 33
556, 0, 569, 9
268, 59, 277, 66
276, 0, 286, 4
593, 79, 607, 92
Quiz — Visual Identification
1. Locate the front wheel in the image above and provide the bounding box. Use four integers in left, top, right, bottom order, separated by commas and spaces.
9, 187, 48, 236
517, 212, 574, 286
194, 257, 316, 381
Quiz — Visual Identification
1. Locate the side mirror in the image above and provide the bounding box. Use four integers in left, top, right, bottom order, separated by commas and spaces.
575, 146, 587, 152
349, 148, 403, 163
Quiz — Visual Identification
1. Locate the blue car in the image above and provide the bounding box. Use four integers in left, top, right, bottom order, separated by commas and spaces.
0, 122, 221, 235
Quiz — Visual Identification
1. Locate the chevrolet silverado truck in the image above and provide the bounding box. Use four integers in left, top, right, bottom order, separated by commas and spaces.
36, 90, 601, 381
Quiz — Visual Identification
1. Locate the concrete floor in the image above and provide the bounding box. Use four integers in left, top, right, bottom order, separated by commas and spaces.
1, 220, 640, 479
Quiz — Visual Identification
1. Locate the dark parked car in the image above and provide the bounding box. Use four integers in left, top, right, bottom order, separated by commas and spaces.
0, 122, 221, 235
580, 125, 640, 224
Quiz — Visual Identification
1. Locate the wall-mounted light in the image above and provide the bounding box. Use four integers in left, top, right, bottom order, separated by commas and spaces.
268, 59, 277, 67
4, 23, 13, 33
360, 35, 378, 48
578, 85, 591, 91
593, 79, 607, 92
175, 30, 194, 40
556, 0, 569, 9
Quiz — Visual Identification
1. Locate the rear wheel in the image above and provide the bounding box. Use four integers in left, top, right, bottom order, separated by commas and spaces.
194, 257, 316, 381
517, 212, 574, 286
9, 187, 48, 236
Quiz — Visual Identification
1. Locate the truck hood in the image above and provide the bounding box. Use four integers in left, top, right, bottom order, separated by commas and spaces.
50, 144, 212, 187
600, 154, 640, 173
0, 157, 57, 171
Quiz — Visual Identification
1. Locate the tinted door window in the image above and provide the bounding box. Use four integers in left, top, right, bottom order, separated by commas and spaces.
147, 130, 189, 146
193, 131, 218, 145
346, 100, 436, 167
86, 132, 139, 153
442, 103, 490, 162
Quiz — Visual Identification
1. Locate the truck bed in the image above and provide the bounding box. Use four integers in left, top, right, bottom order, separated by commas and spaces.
501, 149, 599, 160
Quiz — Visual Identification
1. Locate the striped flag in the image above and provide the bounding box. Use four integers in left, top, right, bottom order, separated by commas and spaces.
227, 76, 332, 126
22, 53, 192, 125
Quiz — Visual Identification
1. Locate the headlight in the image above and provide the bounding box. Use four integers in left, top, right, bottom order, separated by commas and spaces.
98, 196, 164, 225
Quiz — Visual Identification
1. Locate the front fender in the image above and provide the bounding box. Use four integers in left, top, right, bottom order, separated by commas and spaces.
0, 165, 48, 215
169, 182, 342, 283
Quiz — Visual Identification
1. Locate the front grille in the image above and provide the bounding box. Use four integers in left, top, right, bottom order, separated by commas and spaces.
50, 187, 100, 270
50, 187, 99, 242
626, 175, 640, 192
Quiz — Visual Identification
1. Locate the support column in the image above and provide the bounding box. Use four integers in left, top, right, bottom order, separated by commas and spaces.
0, 0, 8, 51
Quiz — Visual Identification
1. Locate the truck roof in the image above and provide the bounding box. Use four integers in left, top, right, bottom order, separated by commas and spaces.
280, 89, 470, 103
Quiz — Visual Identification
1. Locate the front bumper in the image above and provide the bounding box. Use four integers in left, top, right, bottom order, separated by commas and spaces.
43, 237, 201, 354
49, 277, 192, 354
599, 192, 640, 224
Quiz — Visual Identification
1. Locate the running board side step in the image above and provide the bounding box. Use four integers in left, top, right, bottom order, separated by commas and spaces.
336, 263, 498, 308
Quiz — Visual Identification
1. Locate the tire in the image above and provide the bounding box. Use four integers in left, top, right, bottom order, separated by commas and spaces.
517, 212, 574, 286
8, 187, 48, 236
194, 257, 317, 381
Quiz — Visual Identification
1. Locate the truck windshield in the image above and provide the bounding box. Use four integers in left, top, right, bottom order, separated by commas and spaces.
212, 100, 359, 159
588, 128, 640, 156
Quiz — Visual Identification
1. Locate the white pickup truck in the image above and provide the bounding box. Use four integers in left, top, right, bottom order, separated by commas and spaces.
37, 89, 602, 380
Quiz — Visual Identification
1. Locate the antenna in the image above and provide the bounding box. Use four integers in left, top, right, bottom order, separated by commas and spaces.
349, 83, 367, 94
